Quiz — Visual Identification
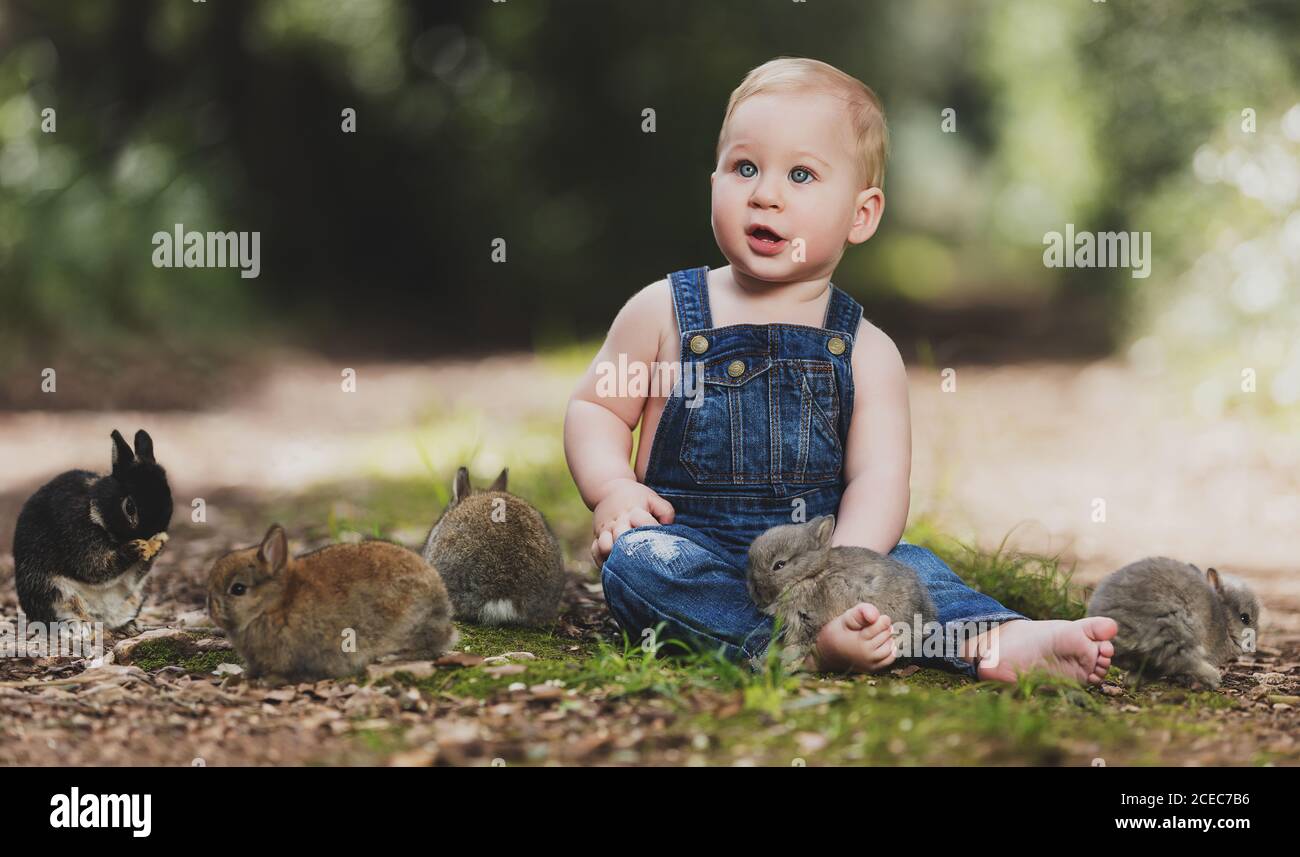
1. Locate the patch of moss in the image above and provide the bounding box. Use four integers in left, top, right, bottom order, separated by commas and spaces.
353, 726, 408, 756
454, 622, 594, 661
127, 637, 242, 674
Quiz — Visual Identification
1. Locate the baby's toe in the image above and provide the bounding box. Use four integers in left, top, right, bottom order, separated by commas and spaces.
844, 602, 879, 631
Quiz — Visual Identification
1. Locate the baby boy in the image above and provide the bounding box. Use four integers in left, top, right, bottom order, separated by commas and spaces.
564, 57, 1116, 681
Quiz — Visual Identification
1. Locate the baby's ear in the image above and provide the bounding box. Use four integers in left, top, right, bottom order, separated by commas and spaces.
814, 515, 836, 548
257, 524, 288, 577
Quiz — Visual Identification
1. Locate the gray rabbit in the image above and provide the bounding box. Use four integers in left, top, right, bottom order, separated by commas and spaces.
747, 515, 937, 665
421, 467, 565, 627
1086, 556, 1260, 688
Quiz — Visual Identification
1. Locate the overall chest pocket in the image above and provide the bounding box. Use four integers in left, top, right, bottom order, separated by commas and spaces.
679, 355, 843, 485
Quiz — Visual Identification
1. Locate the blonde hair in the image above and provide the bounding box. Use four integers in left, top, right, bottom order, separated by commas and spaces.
715, 57, 888, 190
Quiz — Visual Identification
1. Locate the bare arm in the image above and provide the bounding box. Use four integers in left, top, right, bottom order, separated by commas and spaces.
830, 318, 912, 554
563, 280, 676, 561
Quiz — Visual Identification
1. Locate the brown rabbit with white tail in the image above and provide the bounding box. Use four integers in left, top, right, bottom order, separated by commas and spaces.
421, 467, 565, 627
207, 525, 456, 683
1086, 557, 1261, 688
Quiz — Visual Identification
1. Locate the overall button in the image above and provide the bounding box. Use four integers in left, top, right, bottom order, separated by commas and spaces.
689, 335, 709, 354
727, 359, 745, 377
827, 336, 846, 355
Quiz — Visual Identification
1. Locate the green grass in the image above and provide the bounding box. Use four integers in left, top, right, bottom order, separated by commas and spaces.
245, 475, 1272, 765
260, 462, 593, 558
366, 624, 1261, 765
907, 523, 1088, 620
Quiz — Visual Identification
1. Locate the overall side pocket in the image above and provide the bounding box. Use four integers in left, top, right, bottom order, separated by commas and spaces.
778, 360, 842, 483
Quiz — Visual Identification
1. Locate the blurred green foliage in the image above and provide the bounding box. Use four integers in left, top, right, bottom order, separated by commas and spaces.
0, 0, 1297, 402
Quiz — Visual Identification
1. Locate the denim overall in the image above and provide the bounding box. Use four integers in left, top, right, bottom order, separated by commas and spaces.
601, 265, 1024, 674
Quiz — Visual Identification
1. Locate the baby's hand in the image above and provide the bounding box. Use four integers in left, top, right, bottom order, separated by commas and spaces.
590, 478, 675, 565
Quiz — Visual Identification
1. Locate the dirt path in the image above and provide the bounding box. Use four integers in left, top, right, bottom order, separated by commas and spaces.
2, 353, 1292, 621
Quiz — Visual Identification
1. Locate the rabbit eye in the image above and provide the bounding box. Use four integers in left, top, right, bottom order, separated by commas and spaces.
121, 497, 139, 527
230, 582, 247, 596
1240, 613, 1250, 625
772, 560, 786, 571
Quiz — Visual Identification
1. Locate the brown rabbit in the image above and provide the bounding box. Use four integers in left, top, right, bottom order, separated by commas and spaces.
208, 524, 457, 683
421, 467, 565, 627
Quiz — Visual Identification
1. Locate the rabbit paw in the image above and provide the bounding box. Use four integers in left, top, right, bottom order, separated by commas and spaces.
131, 536, 166, 562
1190, 661, 1223, 689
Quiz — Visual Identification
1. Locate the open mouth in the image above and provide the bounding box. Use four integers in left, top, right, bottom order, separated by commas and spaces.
747, 225, 784, 243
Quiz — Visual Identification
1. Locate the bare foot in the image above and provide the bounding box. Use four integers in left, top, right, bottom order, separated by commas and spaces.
811, 602, 898, 673
968, 617, 1117, 685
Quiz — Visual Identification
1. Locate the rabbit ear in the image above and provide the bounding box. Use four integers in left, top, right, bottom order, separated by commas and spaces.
111, 430, 135, 474
452, 467, 471, 504
1206, 567, 1225, 598
257, 525, 289, 576
813, 514, 836, 548
488, 468, 508, 492
133, 429, 155, 463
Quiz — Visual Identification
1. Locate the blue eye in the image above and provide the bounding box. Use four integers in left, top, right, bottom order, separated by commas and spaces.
790, 167, 814, 184
737, 161, 757, 178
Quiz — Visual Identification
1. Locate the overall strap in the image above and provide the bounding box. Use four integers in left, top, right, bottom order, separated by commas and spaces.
667, 266, 714, 334
822, 284, 864, 338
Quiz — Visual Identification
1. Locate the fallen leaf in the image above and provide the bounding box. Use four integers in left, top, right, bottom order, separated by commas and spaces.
528, 684, 565, 699
367, 661, 436, 680
435, 652, 485, 668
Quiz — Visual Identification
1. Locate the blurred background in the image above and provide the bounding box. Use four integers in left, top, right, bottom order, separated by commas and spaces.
0, 1, 1298, 625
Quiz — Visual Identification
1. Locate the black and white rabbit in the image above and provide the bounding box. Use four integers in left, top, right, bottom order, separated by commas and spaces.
12, 429, 174, 633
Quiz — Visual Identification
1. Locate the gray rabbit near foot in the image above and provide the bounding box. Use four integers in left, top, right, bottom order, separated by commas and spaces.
747, 515, 937, 666
1086, 556, 1260, 688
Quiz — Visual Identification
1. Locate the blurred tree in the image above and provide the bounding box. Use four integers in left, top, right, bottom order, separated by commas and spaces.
0, 0, 1295, 380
